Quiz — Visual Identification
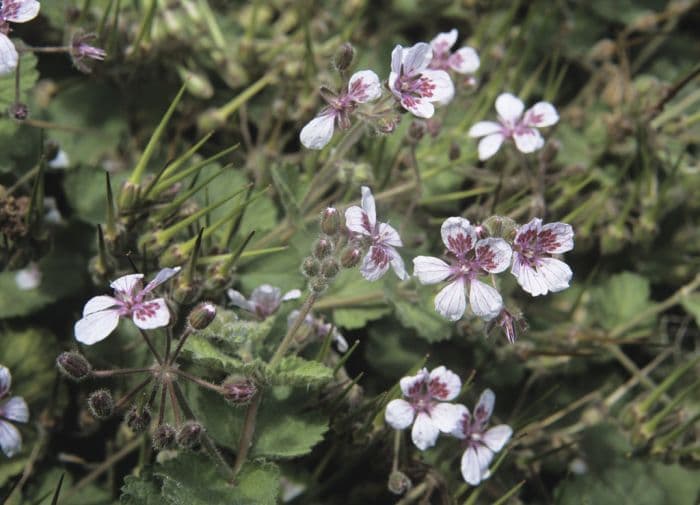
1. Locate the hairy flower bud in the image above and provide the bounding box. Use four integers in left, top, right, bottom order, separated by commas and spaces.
8, 102, 29, 121
313, 237, 333, 259
152, 424, 177, 451
188, 302, 217, 330
88, 389, 114, 419
125, 407, 151, 433
387, 470, 412, 495
57, 352, 92, 381
340, 246, 362, 268
321, 207, 341, 236
222, 376, 257, 406
309, 276, 328, 294
333, 42, 355, 72
119, 181, 140, 211
320, 257, 340, 279
176, 420, 204, 450
481, 215, 517, 241
301, 256, 320, 277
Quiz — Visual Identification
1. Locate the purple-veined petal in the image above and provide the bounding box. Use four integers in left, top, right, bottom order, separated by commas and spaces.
450, 47, 480, 74
400, 368, 429, 397
430, 29, 458, 54
511, 258, 547, 296
360, 186, 376, 228
345, 206, 371, 235
422, 69, 454, 105
4, 0, 40, 23
0, 420, 22, 457
360, 246, 392, 281
411, 411, 440, 450
390, 45, 403, 75
450, 404, 471, 439
250, 284, 283, 312
385, 399, 415, 430
0, 34, 19, 75
83, 295, 120, 316
0, 367, 10, 397
461, 446, 485, 486
477, 133, 505, 161
348, 70, 381, 103
440, 216, 476, 255
402, 42, 432, 75
300, 112, 336, 150
377, 222, 402, 247
388, 247, 409, 281
227, 289, 253, 312
404, 96, 435, 119
474, 389, 495, 424
428, 366, 462, 401
1, 397, 28, 423
132, 298, 170, 330
282, 289, 302, 301
435, 278, 467, 321
143, 266, 181, 293
535, 257, 573, 293
525, 101, 559, 127
110, 273, 144, 297
475, 238, 512, 274
495, 93, 525, 123
514, 218, 541, 246
541, 222, 574, 253
430, 402, 463, 433
513, 127, 544, 153
74, 309, 121, 345
468, 121, 502, 138
483, 424, 512, 452
412, 256, 452, 284
469, 280, 503, 320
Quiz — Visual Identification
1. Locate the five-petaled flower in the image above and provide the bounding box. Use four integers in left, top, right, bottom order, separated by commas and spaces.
511, 218, 574, 296
300, 70, 382, 149
452, 389, 512, 486
228, 284, 301, 320
428, 29, 480, 77
468, 92, 559, 161
345, 186, 408, 282
413, 217, 512, 321
385, 366, 463, 450
0, 0, 40, 75
74, 267, 181, 345
389, 42, 454, 118
0, 365, 29, 458
288, 309, 348, 352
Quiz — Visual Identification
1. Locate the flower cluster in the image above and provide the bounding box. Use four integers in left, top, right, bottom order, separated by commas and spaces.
385, 366, 512, 486
0, 0, 40, 75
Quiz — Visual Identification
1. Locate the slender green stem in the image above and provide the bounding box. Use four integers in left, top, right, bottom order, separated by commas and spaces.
173, 368, 224, 394
138, 329, 163, 364
91, 367, 153, 378
168, 327, 194, 365
269, 292, 317, 367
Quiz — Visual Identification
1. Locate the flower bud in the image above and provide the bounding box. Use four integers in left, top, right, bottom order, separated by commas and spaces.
88, 389, 114, 419
320, 257, 340, 279
188, 302, 217, 330
340, 246, 362, 268
8, 102, 29, 120
312, 237, 333, 259
119, 181, 140, 211
321, 207, 340, 236
57, 352, 92, 381
125, 406, 151, 433
309, 276, 328, 294
301, 256, 320, 277
152, 424, 177, 451
482, 215, 517, 241
176, 420, 204, 450
222, 376, 257, 406
333, 42, 355, 72
387, 470, 412, 495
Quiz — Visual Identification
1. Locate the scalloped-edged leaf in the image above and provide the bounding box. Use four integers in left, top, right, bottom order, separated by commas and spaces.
590, 271, 654, 331
271, 355, 333, 387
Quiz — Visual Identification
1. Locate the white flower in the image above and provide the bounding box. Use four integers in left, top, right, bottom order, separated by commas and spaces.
14, 262, 41, 290
511, 218, 574, 296
0, 365, 29, 458
345, 186, 408, 282
384, 366, 463, 450
74, 267, 181, 345
300, 70, 381, 149
452, 389, 512, 486
389, 42, 454, 117
429, 29, 480, 76
468, 92, 559, 160
228, 284, 301, 319
0, 0, 41, 75
412, 217, 511, 321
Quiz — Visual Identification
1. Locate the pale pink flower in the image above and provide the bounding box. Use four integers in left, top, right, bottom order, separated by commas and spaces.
413, 217, 511, 321
385, 366, 463, 451
389, 42, 454, 118
452, 389, 512, 486
228, 284, 301, 320
74, 267, 181, 345
0, 0, 40, 75
468, 93, 559, 160
429, 29, 480, 76
511, 218, 574, 296
345, 186, 408, 282
0, 365, 29, 458
300, 70, 382, 149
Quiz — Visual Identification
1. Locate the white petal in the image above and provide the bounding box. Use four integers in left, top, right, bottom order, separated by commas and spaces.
0, 367, 10, 397
411, 412, 440, 450
402, 42, 432, 74
83, 295, 120, 316
4, 0, 41, 22
300, 113, 336, 150
474, 389, 495, 424
282, 289, 302, 301
468, 280, 503, 320
388, 71, 399, 97
511, 258, 547, 296
450, 47, 480, 74
132, 298, 170, 329
74, 309, 121, 345
428, 366, 461, 401
513, 127, 544, 153
468, 121, 502, 138
440, 216, 476, 256
430, 29, 457, 53
477, 133, 505, 161
2, 397, 28, 423
525, 101, 559, 127
475, 238, 512, 273
430, 403, 463, 433
0, 420, 22, 457
143, 266, 181, 293
377, 222, 402, 247
483, 425, 512, 452
333, 330, 349, 353
390, 45, 403, 75
412, 256, 452, 284
360, 246, 391, 281
344, 206, 371, 235
348, 70, 381, 103
48, 149, 70, 169
541, 222, 574, 253
0, 34, 18, 76
435, 279, 467, 321
110, 274, 144, 296
450, 404, 470, 439
400, 368, 429, 397
461, 447, 484, 486
227, 289, 252, 311
536, 257, 573, 293
389, 248, 409, 281
385, 399, 415, 430
14, 263, 41, 290
360, 186, 376, 228
422, 69, 454, 105
495, 93, 525, 123
404, 97, 435, 119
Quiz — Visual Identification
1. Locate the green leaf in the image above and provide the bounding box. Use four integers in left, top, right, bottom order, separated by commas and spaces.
322, 269, 389, 329
183, 332, 245, 373
63, 165, 129, 225
271, 355, 333, 387
680, 292, 700, 327
252, 411, 328, 458
390, 286, 453, 342
120, 475, 162, 505
590, 271, 654, 331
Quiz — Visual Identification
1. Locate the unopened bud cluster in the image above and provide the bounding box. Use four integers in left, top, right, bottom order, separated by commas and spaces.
222, 376, 257, 406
